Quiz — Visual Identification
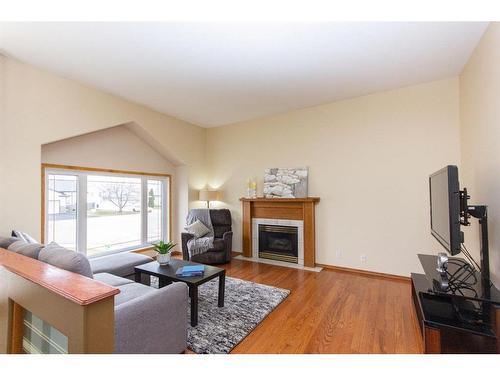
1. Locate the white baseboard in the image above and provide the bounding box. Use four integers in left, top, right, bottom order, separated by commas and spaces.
234, 255, 323, 272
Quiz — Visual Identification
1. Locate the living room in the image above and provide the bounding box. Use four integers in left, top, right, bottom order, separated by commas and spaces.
1, 1, 500, 371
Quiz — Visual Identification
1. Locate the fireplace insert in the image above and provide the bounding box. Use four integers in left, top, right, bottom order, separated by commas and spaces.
258, 224, 298, 263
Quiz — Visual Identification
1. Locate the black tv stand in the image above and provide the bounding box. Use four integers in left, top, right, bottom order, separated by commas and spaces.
411, 254, 500, 353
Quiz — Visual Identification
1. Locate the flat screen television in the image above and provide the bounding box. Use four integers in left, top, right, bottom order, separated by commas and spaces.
429, 165, 462, 255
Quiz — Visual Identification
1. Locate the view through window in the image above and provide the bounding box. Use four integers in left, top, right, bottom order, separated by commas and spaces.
46, 174, 78, 250
45, 167, 169, 257
147, 179, 163, 243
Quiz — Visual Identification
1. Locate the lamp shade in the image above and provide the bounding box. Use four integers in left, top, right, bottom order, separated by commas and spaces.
199, 189, 220, 202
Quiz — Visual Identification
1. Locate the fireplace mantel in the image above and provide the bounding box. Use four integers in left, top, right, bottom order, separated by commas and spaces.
240, 197, 320, 267
240, 197, 320, 203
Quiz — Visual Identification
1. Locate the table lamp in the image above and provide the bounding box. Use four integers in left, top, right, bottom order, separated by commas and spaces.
199, 189, 220, 208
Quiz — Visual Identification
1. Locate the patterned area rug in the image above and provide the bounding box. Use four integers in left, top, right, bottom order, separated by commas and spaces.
153, 276, 290, 353
187, 277, 290, 354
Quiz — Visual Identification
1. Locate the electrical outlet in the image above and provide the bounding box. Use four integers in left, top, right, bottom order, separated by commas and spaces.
335, 249, 342, 258
360, 254, 367, 263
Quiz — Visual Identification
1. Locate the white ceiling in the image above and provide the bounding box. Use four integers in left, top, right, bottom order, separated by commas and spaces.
0, 22, 488, 127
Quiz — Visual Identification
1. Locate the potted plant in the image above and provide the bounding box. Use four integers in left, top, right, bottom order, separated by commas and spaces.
153, 241, 176, 265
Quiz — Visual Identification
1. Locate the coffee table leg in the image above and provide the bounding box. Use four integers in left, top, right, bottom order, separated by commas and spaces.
159, 277, 168, 288
134, 271, 141, 283
218, 272, 225, 308
190, 285, 198, 327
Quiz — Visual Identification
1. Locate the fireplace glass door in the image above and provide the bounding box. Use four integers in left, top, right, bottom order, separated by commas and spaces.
258, 224, 298, 263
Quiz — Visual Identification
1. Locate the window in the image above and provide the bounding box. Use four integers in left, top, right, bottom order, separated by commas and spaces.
46, 174, 78, 250
86, 175, 142, 256
147, 179, 164, 243
44, 166, 170, 257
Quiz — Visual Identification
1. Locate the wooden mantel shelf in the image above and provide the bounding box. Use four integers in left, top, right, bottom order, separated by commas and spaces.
240, 197, 320, 203
0, 248, 119, 306
240, 197, 320, 267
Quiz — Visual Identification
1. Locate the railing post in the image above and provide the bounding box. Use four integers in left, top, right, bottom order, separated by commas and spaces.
0, 249, 119, 354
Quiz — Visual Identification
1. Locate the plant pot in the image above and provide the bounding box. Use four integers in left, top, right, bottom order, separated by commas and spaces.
157, 253, 171, 265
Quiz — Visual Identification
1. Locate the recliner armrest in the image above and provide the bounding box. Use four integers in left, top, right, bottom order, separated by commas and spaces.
181, 232, 195, 260
222, 231, 233, 262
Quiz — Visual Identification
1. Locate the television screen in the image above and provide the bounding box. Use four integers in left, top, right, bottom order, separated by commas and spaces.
429, 165, 462, 255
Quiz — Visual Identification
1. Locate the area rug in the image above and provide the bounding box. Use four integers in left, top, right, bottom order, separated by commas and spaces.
153, 275, 290, 353
186, 277, 289, 353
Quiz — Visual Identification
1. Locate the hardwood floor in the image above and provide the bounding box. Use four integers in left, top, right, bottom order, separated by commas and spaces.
215, 257, 423, 354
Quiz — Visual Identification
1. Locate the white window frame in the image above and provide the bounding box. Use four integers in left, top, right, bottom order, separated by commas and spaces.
44, 167, 170, 258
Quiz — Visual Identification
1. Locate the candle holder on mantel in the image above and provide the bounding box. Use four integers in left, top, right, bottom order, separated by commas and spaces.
246, 179, 257, 199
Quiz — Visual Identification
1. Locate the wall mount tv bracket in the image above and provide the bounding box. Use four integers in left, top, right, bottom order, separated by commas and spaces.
436, 188, 490, 295
459, 188, 490, 290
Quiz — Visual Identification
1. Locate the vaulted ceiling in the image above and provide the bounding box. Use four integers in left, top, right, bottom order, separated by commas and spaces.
0, 22, 488, 127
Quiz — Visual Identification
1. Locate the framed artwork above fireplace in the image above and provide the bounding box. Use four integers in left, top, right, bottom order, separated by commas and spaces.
263, 167, 308, 198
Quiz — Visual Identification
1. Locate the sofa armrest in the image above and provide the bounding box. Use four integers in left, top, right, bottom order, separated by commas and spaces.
114, 282, 188, 353
181, 232, 195, 260
222, 231, 233, 262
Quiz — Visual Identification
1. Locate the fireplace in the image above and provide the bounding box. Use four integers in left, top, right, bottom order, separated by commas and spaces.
243, 197, 319, 268
258, 224, 298, 264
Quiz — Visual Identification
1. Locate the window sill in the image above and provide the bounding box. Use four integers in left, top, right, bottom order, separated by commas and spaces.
87, 245, 156, 259
87, 246, 180, 260
131, 246, 156, 257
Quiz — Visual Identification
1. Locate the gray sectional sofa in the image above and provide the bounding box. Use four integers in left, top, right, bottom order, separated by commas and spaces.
0, 236, 188, 354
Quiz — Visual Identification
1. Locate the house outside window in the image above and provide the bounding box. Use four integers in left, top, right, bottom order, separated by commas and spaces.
43, 165, 170, 257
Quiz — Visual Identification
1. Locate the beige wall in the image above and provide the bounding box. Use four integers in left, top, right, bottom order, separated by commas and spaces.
0, 55, 207, 242
41, 125, 184, 243
207, 78, 461, 276
0, 56, 5, 233
41, 125, 177, 174
460, 23, 500, 286
0, 51, 482, 278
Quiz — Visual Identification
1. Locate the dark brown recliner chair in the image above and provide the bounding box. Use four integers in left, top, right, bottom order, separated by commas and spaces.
181, 209, 232, 264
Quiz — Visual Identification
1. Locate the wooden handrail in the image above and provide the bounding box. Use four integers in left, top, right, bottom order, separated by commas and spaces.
0, 248, 119, 306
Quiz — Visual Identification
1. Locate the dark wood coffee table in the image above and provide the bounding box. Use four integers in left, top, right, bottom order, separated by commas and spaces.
134, 259, 225, 327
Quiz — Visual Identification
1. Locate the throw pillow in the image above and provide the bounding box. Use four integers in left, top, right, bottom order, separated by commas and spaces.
0, 236, 22, 249
8, 241, 44, 259
38, 242, 93, 279
185, 219, 211, 238
11, 230, 39, 244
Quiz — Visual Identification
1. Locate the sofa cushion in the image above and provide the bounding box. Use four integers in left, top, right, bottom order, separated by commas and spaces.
39, 242, 93, 279
209, 209, 231, 226
184, 219, 211, 238
94, 272, 134, 287
210, 209, 232, 238
12, 230, 39, 244
8, 241, 44, 259
191, 250, 226, 264
89, 252, 153, 277
115, 282, 155, 306
213, 225, 231, 239
208, 238, 225, 252
0, 236, 22, 249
